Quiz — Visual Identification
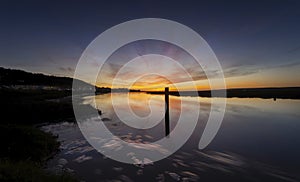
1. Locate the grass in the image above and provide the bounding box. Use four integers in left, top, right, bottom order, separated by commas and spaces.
0, 88, 75, 124
0, 125, 78, 181
0, 125, 59, 162
0, 160, 77, 182
0, 88, 80, 181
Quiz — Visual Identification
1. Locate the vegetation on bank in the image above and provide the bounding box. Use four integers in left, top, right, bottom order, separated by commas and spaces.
0, 87, 79, 181
0, 67, 91, 89
0, 125, 77, 181
0, 124, 59, 161
0, 160, 76, 182
0, 67, 107, 181
0, 88, 74, 124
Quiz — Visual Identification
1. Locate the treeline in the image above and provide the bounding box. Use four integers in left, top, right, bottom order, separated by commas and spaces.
0, 67, 91, 89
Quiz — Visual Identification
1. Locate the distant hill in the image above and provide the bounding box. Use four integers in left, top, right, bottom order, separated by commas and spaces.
0, 67, 93, 90
147, 87, 300, 99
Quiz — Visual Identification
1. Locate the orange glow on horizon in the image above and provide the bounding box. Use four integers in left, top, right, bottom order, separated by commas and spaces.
96, 77, 300, 91
95, 65, 300, 91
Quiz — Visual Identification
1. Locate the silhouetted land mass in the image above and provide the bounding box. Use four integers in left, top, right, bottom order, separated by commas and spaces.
0, 88, 79, 181
95, 87, 111, 93
0, 67, 110, 94
0, 88, 75, 124
0, 67, 87, 181
0, 124, 77, 181
0, 68, 79, 124
0, 67, 85, 88
95, 87, 141, 94
147, 87, 300, 99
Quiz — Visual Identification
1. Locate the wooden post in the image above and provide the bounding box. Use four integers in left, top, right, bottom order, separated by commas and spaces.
165, 87, 170, 136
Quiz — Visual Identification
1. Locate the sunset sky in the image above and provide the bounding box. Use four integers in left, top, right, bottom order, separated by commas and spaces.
1, 0, 300, 90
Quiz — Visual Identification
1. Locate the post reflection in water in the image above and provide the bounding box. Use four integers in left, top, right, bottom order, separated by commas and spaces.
165, 87, 170, 136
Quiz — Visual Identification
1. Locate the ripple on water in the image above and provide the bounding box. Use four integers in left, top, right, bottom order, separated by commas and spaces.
73, 155, 93, 163
42, 121, 300, 182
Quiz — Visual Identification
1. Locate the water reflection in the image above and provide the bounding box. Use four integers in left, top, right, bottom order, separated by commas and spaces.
42, 93, 300, 181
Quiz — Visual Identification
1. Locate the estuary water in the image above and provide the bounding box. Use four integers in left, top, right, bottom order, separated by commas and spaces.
41, 93, 300, 182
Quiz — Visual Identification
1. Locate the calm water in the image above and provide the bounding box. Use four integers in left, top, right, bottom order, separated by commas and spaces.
42, 93, 300, 182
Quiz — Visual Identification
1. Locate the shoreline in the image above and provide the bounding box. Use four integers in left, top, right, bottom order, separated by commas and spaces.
145, 87, 300, 99
0, 88, 79, 181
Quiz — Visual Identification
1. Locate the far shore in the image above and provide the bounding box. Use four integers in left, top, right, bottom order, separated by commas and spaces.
144, 87, 300, 100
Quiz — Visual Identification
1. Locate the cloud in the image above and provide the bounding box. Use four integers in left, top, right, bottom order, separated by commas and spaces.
93, 39, 300, 88
98, 61, 300, 88
287, 46, 300, 54
269, 61, 300, 69
220, 61, 300, 79
58, 67, 74, 72
223, 66, 259, 78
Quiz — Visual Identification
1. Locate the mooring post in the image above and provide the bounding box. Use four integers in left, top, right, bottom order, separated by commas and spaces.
165, 87, 170, 136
